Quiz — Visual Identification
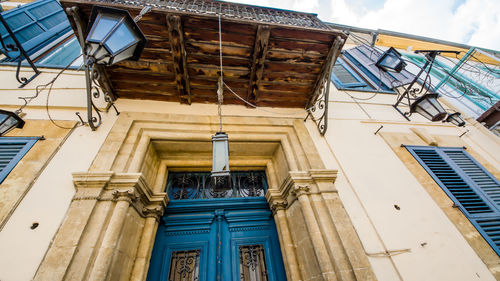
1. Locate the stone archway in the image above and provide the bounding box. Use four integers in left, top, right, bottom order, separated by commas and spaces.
34, 112, 376, 281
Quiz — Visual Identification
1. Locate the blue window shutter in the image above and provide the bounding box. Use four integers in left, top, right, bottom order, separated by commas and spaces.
406, 145, 500, 256
0, 137, 38, 184
331, 58, 369, 89
0, 0, 71, 57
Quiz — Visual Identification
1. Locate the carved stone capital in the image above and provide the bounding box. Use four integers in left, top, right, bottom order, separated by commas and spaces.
292, 184, 310, 197
142, 205, 164, 221
112, 189, 139, 203
270, 200, 288, 213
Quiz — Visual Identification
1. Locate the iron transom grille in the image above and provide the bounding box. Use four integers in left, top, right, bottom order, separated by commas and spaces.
167, 171, 267, 200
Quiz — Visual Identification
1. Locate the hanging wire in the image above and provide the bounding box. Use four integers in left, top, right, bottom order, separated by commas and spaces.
16, 53, 83, 115
217, 13, 224, 132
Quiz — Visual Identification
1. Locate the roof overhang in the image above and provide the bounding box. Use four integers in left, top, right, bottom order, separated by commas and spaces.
61, 0, 346, 108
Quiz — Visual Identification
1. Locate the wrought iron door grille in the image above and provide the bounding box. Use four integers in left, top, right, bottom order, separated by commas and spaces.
239, 244, 269, 281
168, 249, 200, 281
166, 171, 267, 200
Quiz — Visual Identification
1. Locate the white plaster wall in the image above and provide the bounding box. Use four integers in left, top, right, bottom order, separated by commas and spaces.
0, 112, 117, 281
305, 85, 500, 281
0, 65, 499, 281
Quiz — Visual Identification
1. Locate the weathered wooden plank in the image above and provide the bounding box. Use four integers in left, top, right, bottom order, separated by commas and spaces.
188, 64, 250, 80
262, 70, 317, 82
183, 26, 255, 47
247, 25, 270, 104
110, 61, 175, 75
270, 38, 330, 53
264, 61, 322, 74
167, 15, 192, 104
140, 48, 172, 60
308, 36, 343, 108
183, 16, 256, 36
271, 28, 336, 43
186, 41, 252, 57
187, 53, 251, 68
113, 81, 178, 93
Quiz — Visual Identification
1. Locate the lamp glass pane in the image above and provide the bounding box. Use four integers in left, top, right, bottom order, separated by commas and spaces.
88, 13, 121, 42
381, 55, 399, 69
104, 21, 138, 55
213, 139, 229, 172
109, 44, 136, 65
0, 116, 18, 135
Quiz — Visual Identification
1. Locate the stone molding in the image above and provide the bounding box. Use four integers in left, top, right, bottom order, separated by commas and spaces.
71, 172, 168, 217
276, 169, 338, 205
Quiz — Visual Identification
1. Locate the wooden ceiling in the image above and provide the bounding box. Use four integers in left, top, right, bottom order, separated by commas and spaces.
61, 0, 347, 108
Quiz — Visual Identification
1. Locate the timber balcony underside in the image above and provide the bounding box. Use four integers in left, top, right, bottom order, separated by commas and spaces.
61, 0, 346, 108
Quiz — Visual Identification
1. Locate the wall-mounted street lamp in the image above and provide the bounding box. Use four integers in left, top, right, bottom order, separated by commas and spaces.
409, 93, 447, 122
391, 50, 464, 125
444, 112, 466, 127
376, 47, 407, 73
0, 109, 24, 136
86, 6, 147, 66
67, 5, 147, 131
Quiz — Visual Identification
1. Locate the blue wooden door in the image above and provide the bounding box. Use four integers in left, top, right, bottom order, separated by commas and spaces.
147, 172, 286, 281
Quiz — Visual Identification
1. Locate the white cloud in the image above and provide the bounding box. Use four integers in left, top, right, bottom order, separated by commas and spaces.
228, 0, 500, 51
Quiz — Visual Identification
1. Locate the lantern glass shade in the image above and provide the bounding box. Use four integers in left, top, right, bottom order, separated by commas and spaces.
0, 110, 25, 136
410, 93, 447, 122
85, 6, 146, 66
445, 112, 466, 127
211, 132, 230, 178
376, 47, 407, 73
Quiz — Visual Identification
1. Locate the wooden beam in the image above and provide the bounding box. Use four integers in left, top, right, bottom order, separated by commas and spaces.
308, 36, 344, 109
167, 15, 192, 104
247, 25, 271, 105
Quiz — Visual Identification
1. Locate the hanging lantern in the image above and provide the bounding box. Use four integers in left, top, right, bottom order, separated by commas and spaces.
0, 109, 24, 136
211, 132, 230, 178
85, 6, 147, 66
410, 93, 447, 122
445, 112, 466, 127
376, 47, 407, 73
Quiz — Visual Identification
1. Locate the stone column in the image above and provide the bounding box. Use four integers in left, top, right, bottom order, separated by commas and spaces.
130, 205, 164, 281
292, 184, 338, 281
268, 189, 302, 281
88, 189, 138, 281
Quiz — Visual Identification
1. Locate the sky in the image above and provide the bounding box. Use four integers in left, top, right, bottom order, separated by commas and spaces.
230, 0, 500, 51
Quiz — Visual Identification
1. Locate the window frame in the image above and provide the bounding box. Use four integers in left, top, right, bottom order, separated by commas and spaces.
0, 137, 38, 184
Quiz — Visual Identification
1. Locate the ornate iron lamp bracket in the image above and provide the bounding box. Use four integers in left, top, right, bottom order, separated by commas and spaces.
393, 50, 460, 121
305, 37, 344, 136
0, 14, 40, 88
67, 6, 119, 131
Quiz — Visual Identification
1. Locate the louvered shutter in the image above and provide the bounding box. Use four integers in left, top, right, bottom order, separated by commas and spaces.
343, 45, 415, 91
0, 0, 70, 58
406, 146, 500, 256
0, 137, 38, 183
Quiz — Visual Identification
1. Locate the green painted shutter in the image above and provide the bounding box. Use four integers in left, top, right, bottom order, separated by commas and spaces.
406, 146, 500, 256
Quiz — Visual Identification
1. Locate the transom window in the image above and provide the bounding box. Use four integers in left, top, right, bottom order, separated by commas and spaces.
166, 171, 268, 200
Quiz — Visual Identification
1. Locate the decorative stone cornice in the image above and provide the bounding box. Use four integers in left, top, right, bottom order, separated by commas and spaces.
72, 172, 168, 217
309, 169, 338, 183
72, 172, 114, 189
